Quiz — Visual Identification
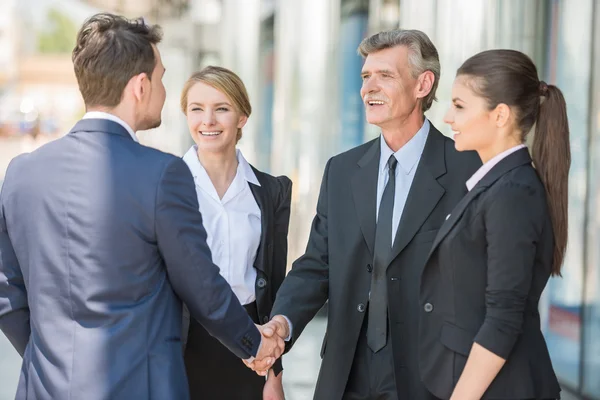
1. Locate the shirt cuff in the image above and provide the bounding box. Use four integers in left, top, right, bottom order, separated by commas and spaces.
282, 315, 293, 342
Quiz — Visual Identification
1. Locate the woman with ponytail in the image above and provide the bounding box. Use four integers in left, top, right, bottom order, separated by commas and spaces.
418, 49, 568, 400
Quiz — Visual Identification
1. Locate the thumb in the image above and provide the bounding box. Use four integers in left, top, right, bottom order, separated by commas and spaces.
273, 321, 287, 338
261, 321, 277, 337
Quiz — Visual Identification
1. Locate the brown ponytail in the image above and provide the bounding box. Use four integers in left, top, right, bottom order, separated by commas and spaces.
457, 50, 571, 276
532, 84, 571, 275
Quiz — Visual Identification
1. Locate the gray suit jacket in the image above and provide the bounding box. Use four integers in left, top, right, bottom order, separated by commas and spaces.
0, 119, 261, 400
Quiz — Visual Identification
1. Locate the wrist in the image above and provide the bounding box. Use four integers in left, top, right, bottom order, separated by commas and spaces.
267, 368, 283, 382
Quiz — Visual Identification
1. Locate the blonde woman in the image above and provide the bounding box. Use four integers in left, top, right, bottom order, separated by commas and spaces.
180, 66, 290, 400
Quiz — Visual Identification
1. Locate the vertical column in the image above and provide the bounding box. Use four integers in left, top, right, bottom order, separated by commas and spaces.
138, 13, 195, 155
423, 0, 487, 133
582, 1, 600, 397
396, 0, 545, 136
338, 0, 369, 152
272, 0, 341, 265
220, 0, 261, 162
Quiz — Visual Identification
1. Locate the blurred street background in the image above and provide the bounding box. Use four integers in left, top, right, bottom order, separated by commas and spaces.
1, 0, 600, 399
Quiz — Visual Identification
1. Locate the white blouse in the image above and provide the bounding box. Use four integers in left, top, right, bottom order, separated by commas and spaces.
182, 147, 261, 305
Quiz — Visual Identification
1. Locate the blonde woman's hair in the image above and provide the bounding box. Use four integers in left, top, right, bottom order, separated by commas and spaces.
180, 66, 251, 142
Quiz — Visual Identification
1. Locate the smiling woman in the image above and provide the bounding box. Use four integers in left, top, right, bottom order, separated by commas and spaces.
178, 66, 292, 400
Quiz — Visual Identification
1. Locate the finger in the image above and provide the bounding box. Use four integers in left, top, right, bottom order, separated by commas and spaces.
254, 356, 274, 371
243, 360, 257, 371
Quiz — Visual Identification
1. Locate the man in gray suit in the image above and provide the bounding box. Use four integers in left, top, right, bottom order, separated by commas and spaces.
0, 13, 282, 400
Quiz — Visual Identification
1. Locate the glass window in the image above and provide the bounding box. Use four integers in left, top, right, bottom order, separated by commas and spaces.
338, 0, 369, 152
543, 0, 594, 390
257, 15, 275, 172
582, 3, 600, 398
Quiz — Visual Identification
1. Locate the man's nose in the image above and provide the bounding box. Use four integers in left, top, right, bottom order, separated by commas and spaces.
361, 82, 378, 101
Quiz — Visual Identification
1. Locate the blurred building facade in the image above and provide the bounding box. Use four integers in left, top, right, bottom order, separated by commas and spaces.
0, 0, 598, 398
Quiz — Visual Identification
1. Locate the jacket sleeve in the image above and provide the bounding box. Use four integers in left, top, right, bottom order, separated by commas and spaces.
271, 159, 331, 347
0, 167, 30, 357
270, 175, 292, 376
155, 157, 261, 359
474, 182, 543, 359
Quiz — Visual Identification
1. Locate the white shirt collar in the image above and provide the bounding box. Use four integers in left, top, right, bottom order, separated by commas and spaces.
466, 144, 527, 191
379, 118, 430, 176
236, 149, 261, 186
182, 146, 261, 187
82, 111, 138, 142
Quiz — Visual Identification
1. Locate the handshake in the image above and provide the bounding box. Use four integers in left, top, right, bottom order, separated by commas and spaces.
243, 315, 290, 375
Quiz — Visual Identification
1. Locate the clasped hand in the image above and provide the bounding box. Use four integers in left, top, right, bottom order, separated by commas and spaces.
243, 316, 290, 376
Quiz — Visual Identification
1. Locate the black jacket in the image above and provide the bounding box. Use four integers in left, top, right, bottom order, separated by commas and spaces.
419, 148, 561, 399
272, 125, 481, 399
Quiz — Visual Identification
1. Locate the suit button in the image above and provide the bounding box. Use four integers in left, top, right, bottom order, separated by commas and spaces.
262, 316, 269, 324
357, 303, 366, 313
257, 278, 267, 288
424, 303, 434, 313
366, 264, 373, 273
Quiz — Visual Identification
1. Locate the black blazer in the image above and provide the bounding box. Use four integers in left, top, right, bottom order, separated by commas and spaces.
182, 166, 292, 375
419, 148, 561, 399
272, 125, 482, 399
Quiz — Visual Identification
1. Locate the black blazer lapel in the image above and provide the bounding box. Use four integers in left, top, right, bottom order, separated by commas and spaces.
428, 147, 533, 258
388, 127, 446, 266
351, 138, 380, 258
427, 185, 486, 258
248, 180, 272, 275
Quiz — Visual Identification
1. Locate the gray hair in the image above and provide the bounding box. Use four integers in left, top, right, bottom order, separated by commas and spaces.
357, 29, 440, 112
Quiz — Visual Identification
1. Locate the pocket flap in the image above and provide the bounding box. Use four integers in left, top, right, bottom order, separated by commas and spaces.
440, 322, 474, 356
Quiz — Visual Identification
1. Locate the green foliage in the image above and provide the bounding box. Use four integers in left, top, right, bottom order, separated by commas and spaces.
37, 9, 77, 54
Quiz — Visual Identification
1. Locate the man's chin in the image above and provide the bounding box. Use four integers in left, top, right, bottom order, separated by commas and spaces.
150, 119, 162, 130
366, 117, 385, 128
365, 112, 388, 124
140, 119, 162, 131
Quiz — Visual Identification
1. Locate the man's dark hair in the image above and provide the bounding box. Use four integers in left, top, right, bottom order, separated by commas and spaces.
72, 13, 163, 108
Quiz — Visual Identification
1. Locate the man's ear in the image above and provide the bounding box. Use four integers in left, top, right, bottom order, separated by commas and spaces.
415, 70, 435, 101
131, 72, 149, 102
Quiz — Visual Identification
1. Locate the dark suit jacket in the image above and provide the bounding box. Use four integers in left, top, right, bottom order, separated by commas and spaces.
271, 124, 481, 399
249, 167, 292, 375
182, 166, 292, 376
419, 148, 561, 399
0, 119, 261, 400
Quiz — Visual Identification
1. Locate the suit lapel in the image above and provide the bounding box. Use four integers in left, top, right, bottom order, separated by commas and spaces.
427, 147, 533, 258
351, 139, 380, 258
248, 175, 271, 274
387, 128, 446, 266
427, 185, 486, 258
